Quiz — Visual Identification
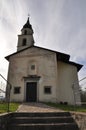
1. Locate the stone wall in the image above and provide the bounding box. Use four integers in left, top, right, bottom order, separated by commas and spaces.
71, 112, 86, 130
0, 113, 11, 130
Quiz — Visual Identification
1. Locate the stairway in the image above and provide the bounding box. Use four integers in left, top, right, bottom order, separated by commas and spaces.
7, 112, 79, 130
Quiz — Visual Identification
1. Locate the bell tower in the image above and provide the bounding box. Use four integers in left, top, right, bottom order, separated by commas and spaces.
17, 17, 34, 51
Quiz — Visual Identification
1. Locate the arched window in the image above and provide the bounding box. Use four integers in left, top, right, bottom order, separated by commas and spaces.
24, 30, 27, 35
22, 38, 27, 46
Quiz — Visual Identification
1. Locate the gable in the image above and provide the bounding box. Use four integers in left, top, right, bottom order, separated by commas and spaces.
5, 45, 70, 61
5, 45, 83, 71
5, 46, 55, 60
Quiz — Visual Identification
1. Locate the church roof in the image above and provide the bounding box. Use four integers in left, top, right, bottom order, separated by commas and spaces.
5, 45, 83, 71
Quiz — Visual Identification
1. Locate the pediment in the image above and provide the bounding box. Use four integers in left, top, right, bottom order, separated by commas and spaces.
5, 46, 55, 60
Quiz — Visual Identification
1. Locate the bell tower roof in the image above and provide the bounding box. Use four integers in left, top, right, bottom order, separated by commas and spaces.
22, 17, 32, 29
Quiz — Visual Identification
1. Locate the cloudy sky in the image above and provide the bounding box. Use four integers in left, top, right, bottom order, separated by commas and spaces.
0, 0, 86, 87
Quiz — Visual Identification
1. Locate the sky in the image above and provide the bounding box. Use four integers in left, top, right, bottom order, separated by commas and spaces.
0, 0, 86, 89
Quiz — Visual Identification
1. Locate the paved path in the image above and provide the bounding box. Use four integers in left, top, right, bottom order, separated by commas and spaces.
17, 103, 63, 112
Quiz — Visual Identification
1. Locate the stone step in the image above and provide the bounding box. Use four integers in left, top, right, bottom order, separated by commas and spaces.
12, 112, 71, 117
8, 123, 79, 130
7, 112, 79, 130
10, 116, 74, 124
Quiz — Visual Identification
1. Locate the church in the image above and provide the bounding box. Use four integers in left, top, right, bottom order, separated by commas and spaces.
5, 17, 83, 105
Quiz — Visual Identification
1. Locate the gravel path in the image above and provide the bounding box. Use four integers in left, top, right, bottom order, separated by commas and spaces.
17, 103, 63, 113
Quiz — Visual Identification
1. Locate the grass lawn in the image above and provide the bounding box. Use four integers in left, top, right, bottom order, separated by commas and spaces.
45, 102, 86, 112
0, 102, 20, 113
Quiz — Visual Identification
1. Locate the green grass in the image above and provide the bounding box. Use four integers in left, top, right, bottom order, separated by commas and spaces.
45, 102, 86, 112
0, 102, 86, 113
0, 102, 20, 113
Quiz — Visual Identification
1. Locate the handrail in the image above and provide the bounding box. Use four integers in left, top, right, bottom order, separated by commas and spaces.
0, 73, 12, 112
0, 74, 12, 87
79, 77, 86, 82
0, 88, 5, 93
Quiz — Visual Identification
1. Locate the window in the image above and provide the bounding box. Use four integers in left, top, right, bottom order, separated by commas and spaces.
24, 30, 27, 35
22, 38, 27, 46
31, 65, 35, 70
14, 87, 21, 94
44, 86, 51, 94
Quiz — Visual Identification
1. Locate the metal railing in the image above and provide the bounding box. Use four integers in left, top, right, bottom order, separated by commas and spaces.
72, 77, 86, 106
0, 74, 12, 112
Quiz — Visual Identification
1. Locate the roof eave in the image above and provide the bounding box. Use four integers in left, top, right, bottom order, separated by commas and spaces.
69, 61, 83, 72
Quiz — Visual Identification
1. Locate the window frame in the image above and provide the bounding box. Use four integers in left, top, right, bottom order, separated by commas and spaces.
14, 87, 21, 94
44, 86, 52, 94
31, 65, 35, 70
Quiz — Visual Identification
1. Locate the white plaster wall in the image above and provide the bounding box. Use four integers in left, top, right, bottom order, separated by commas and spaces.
8, 57, 28, 102
57, 61, 81, 105
7, 47, 81, 104
17, 35, 34, 51
37, 53, 58, 102
8, 47, 58, 102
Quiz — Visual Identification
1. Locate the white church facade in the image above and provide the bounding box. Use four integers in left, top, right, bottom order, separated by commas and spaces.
5, 18, 83, 105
